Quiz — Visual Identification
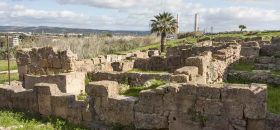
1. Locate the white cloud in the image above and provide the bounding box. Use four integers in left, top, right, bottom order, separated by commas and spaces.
1, 0, 280, 31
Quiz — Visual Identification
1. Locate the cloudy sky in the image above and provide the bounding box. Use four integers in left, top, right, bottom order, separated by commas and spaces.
0, 0, 280, 32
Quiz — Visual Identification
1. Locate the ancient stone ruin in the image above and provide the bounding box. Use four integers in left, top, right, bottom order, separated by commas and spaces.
1, 37, 280, 130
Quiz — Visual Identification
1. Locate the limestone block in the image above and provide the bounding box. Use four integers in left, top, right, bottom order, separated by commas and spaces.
196, 84, 221, 99
91, 57, 101, 64
24, 72, 85, 95
203, 116, 229, 130
82, 107, 92, 122
195, 98, 223, 116
247, 119, 265, 130
169, 111, 202, 130
51, 93, 75, 119
174, 66, 199, 79
102, 96, 136, 125
241, 41, 260, 47
34, 83, 61, 116
241, 47, 260, 58
18, 65, 28, 81
134, 112, 168, 130
135, 89, 164, 114
185, 55, 210, 76
12, 90, 38, 112
223, 100, 244, 119
147, 56, 167, 71
228, 119, 247, 130
221, 83, 267, 103
86, 81, 119, 98
171, 74, 190, 83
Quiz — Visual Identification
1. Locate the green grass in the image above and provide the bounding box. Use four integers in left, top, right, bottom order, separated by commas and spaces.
128, 69, 168, 74
0, 60, 17, 71
120, 79, 166, 97
268, 85, 280, 114
271, 70, 280, 76
232, 62, 254, 72
0, 110, 87, 130
77, 92, 88, 101
0, 73, 19, 84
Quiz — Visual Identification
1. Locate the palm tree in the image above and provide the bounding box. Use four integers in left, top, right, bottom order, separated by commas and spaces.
150, 12, 177, 52
239, 25, 247, 32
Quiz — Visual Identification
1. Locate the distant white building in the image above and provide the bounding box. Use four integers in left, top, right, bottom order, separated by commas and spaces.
9, 35, 20, 47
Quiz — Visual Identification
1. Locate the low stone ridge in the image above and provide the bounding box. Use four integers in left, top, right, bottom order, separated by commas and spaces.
0, 81, 269, 130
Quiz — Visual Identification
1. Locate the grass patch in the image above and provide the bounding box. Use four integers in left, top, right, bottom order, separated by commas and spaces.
0, 60, 17, 71
120, 79, 166, 97
232, 62, 254, 72
77, 92, 88, 101
271, 70, 280, 76
128, 69, 168, 74
0, 73, 19, 84
268, 85, 280, 114
0, 109, 87, 130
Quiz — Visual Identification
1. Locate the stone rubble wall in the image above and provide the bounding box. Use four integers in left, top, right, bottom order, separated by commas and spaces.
227, 70, 280, 85
88, 71, 172, 87
16, 47, 158, 79
254, 56, 280, 70
240, 41, 260, 59
16, 47, 78, 80
0, 79, 275, 130
260, 37, 280, 57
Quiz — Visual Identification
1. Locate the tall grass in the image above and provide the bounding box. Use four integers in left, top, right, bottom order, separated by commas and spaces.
20, 35, 159, 59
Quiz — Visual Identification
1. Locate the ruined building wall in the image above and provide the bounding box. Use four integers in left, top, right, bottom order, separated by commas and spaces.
16, 47, 78, 80
134, 42, 241, 84
0, 81, 269, 130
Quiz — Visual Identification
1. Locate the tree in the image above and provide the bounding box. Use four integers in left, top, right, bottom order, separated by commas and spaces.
150, 12, 177, 52
239, 25, 247, 32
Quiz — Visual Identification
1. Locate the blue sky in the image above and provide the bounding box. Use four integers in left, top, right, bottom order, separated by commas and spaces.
1, 0, 280, 32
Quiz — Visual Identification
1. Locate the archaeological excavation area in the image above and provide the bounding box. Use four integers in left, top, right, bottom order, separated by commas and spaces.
1, 36, 280, 130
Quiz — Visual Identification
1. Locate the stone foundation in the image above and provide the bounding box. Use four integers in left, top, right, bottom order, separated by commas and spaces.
0, 81, 270, 130
24, 72, 85, 95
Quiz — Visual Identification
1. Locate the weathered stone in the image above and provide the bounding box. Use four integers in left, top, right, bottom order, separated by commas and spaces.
171, 74, 190, 83
247, 119, 265, 130
24, 72, 85, 95
34, 83, 61, 116
86, 81, 119, 97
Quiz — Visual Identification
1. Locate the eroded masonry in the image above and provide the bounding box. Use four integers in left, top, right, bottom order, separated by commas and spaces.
1, 37, 280, 130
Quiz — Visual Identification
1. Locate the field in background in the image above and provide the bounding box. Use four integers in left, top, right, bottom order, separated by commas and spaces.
0, 60, 17, 71
21, 35, 159, 59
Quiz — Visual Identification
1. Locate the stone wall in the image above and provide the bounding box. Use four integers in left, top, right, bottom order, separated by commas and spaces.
0, 79, 276, 130
260, 37, 280, 57
24, 72, 85, 95
227, 70, 280, 85
16, 47, 78, 80
140, 43, 241, 84
88, 71, 172, 86
254, 56, 280, 70
240, 41, 260, 59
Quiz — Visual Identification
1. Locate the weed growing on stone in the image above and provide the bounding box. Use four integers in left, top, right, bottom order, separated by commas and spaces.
128, 69, 168, 74
120, 79, 166, 97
